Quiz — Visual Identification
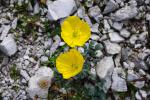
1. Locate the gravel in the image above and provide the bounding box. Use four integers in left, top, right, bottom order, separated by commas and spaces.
0, 0, 150, 99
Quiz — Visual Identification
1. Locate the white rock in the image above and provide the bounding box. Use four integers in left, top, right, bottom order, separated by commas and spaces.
88, 6, 101, 17
95, 50, 103, 57
112, 22, 123, 31
129, 35, 138, 45
109, 32, 124, 43
90, 34, 100, 41
50, 35, 61, 56
11, 18, 18, 29
78, 47, 84, 53
40, 56, 48, 63
20, 70, 30, 81
103, 0, 119, 14
120, 29, 131, 38
96, 56, 114, 79
104, 19, 110, 31
104, 40, 121, 54
85, 0, 93, 7
28, 67, 54, 99
111, 68, 127, 92
0, 25, 11, 40
135, 90, 147, 100
76, 7, 85, 19
112, 6, 138, 21
91, 23, 99, 33
47, 0, 77, 20
146, 14, 150, 21
34, 2, 40, 14
0, 35, 17, 56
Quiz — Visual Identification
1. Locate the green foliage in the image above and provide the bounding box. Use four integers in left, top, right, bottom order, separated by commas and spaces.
10, 64, 20, 80
47, 43, 106, 100
11, 85, 20, 92
43, 21, 61, 37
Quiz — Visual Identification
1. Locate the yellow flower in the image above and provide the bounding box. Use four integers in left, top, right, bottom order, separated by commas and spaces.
56, 49, 84, 79
61, 16, 91, 47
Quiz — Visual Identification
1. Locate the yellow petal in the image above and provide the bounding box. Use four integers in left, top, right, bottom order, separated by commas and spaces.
61, 16, 91, 47
56, 49, 84, 79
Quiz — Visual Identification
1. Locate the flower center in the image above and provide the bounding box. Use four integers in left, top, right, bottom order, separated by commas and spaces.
73, 30, 78, 38
38, 79, 49, 89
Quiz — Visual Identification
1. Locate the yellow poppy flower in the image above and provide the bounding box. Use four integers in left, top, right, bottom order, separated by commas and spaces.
61, 16, 91, 47
56, 49, 84, 79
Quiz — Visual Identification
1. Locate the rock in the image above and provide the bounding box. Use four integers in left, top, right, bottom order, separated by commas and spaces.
40, 56, 48, 63
135, 90, 147, 100
112, 22, 123, 31
95, 50, 103, 57
120, 29, 131, 38
104, 19, 110, 31
78, 47, 84, 54
20, 70, 30, 81
104, 40, 121, 54
112, 6, 138, 21
146, 14, 150, 21
0, 35, 17, 56
103, 0, 119, 14
47, 0, 77, 20
34, 1, 40, 14
44, 38, 52, 49
28, 67, 54, 99
88, 6, 101, 18
85, 0, 93, 7
50, 35, 61, 56
11, 18, 18, 29
83, 14, 93, 27
76, 6, 86, 19
109, 32, 124, 43
96, 56, 114, 79
91, 23, 99, 33
0, 25, 11, 40
111, 68, 127, 92
90, 34, 100, 41
129, 35, 138, 45
134, 81, 145, 89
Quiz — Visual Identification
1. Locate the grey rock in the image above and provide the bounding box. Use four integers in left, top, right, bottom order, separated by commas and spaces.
91, 23, 99, 33
88, 6, 101, 18
104, 40, 121, 54
50, 35, 61, 56
120, 29, 131, 38
47, 0, 77, 20
103, 0, 119, 14
40, 56, 48, 63
129, 35, 138, 45
112, 22, 123, 31
104, 19, 110, 31
0, 35, 17, 56
90, 34, 100, 41
0, 25, 11, 40
111, 68, 127, 92
95, 50, 103, 58
11, 18, 18, 29
109, 32, 124, 43
112, 6, 138, 21
34, 2, 40, 14
85, 0, 93, 7
20, 70, 30, 81
44, 38, 52, 49
96, 56, 114, 79
135, 90, 147, 100
76, 7, 85, 19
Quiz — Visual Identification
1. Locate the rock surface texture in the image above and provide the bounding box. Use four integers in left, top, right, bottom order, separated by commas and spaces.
0, 0, 150, 99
